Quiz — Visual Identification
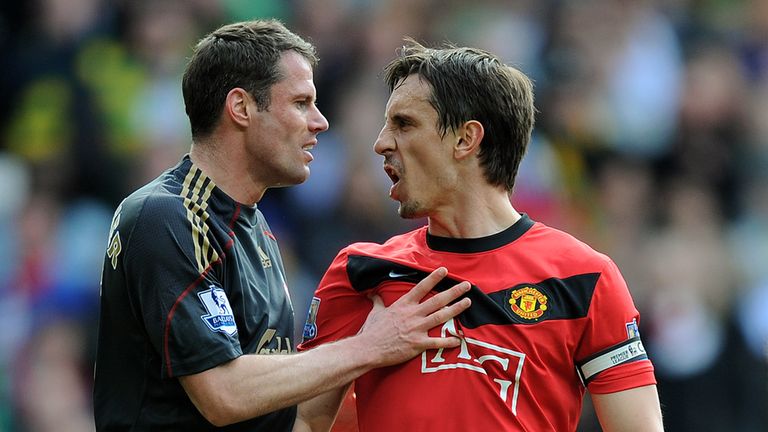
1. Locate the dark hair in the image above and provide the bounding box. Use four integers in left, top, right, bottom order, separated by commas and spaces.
182, 19, 317, 139
383, 39, 535, 191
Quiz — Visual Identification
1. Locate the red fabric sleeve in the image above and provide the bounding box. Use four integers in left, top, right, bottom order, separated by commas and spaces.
578, 257, 656, 394
298, 248, 373, 351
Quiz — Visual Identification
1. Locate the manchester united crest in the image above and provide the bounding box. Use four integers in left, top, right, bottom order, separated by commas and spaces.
508, 285, 548, 321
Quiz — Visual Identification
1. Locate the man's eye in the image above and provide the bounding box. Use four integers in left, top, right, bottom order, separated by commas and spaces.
298, 97, 315, 106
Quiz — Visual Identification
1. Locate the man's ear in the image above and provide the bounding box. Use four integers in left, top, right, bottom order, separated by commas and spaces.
454, 120, 484, 160
224, 88, 252, 128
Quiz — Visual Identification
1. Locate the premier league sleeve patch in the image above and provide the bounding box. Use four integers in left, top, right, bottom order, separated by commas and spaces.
626, 318, 640, 338
199, 285, 237, 336
302, 297, 321, 342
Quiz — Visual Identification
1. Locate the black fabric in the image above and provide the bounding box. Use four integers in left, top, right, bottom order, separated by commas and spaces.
94, 156, 296, 431
346, 256, 599, 329
426, 213, 535, 252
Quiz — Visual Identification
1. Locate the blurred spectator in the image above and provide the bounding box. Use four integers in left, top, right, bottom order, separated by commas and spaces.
14, 320, 95, 432
122, 0, 199, 185
2, 0, 137, 206
642, 178, 748, 431
664, 43, 749, 217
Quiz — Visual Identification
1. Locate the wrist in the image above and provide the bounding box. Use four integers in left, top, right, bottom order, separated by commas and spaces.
336, 334, 379, 373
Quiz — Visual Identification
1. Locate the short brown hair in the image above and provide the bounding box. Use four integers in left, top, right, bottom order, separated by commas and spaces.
384, 39, 535, 191
182, 19, 317, 139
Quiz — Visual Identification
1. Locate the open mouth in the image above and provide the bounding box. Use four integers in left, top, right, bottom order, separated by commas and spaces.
383, 165, 400, 185
301, 143, 315, 163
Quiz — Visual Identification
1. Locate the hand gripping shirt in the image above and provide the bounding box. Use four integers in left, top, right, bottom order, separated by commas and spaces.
94, 156, 296, 431
299, 214, 655, 432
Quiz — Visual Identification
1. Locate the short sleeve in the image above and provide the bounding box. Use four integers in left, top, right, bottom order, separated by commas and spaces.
575, 258, 656, 394
122, 198, 241, 377
298, 248, 372, 351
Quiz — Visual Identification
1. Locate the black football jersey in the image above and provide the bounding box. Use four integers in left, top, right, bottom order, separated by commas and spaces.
94, 156, 296, 431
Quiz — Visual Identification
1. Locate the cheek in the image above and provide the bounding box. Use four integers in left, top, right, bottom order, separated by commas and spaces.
408, 148, 441, 176
411, 151, 457, 191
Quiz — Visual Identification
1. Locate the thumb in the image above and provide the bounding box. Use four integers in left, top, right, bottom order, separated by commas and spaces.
358, 294, 386, 336
368, 293, 385, 312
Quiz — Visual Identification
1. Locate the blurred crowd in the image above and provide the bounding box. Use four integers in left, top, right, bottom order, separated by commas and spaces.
0, 0, 766, 430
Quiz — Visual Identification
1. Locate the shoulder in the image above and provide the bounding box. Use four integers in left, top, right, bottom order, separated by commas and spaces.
110, 170, 195, 255
525, 221, 613, 271
119, 177, 186, 229
341, 227, 426, 258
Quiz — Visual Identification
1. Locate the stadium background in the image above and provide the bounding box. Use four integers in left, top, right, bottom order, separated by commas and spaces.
0, 0, 766, 430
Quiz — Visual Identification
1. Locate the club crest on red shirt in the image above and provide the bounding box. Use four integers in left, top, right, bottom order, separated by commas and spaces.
508, 285, 548, 321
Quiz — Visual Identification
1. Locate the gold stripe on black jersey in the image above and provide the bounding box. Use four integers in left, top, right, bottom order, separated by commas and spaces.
181, 167, 219, 273
198, 175, 216, 268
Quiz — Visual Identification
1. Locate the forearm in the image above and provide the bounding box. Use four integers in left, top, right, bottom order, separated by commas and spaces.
592, 385, 664, 432
233, 338, 371, 413
293, 384, 351, 432
182, 336, 372, 426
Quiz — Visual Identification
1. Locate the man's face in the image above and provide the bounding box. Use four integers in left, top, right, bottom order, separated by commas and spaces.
247, 51, 329, 188
374, 74, 459, 219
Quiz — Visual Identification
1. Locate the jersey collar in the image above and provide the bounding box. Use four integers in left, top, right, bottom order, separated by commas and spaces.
177, 155, 260, 225
426, 214, 535, 253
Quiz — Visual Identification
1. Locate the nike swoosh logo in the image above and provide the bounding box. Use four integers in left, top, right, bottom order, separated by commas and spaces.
388, 270, 417, 278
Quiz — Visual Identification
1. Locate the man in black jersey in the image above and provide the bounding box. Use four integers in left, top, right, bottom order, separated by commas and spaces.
93, 19, 471, 431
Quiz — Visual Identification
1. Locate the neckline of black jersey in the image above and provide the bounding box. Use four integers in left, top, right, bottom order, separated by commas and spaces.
426, 213, 535, 253
177, 155, 260, 222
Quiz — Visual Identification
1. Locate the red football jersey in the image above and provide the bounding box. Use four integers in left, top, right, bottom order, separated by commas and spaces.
300, 215, 655, 431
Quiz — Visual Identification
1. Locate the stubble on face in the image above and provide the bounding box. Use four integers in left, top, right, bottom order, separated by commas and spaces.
382, 75, 459, 220
398, 199, 423, 219
252, 51, 326, 189
397, 171, 458, 219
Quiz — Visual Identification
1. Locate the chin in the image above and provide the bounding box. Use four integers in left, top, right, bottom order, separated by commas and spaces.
275, 171, 310, 188
292, 167, 311, 184
398, 201, 426, 219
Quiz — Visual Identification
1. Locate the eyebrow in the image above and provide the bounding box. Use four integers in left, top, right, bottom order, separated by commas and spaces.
388, 112, 418, 125
294, 88, 316, 99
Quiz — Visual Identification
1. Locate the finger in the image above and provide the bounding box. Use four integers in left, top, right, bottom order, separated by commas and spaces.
396, 267, 448, 304
422, 297, 472, 330
417, 281, 471, 313
421, 335, 464, 351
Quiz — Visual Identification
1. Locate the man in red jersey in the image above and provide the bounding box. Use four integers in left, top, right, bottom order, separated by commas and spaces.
294, 39, 663, 432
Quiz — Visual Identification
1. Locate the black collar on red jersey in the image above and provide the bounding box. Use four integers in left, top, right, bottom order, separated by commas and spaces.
426, 213, 535, 253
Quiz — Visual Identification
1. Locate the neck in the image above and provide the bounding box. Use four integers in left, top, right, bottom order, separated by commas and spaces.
427, 188, 520, 238
189, 138, 266, 205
